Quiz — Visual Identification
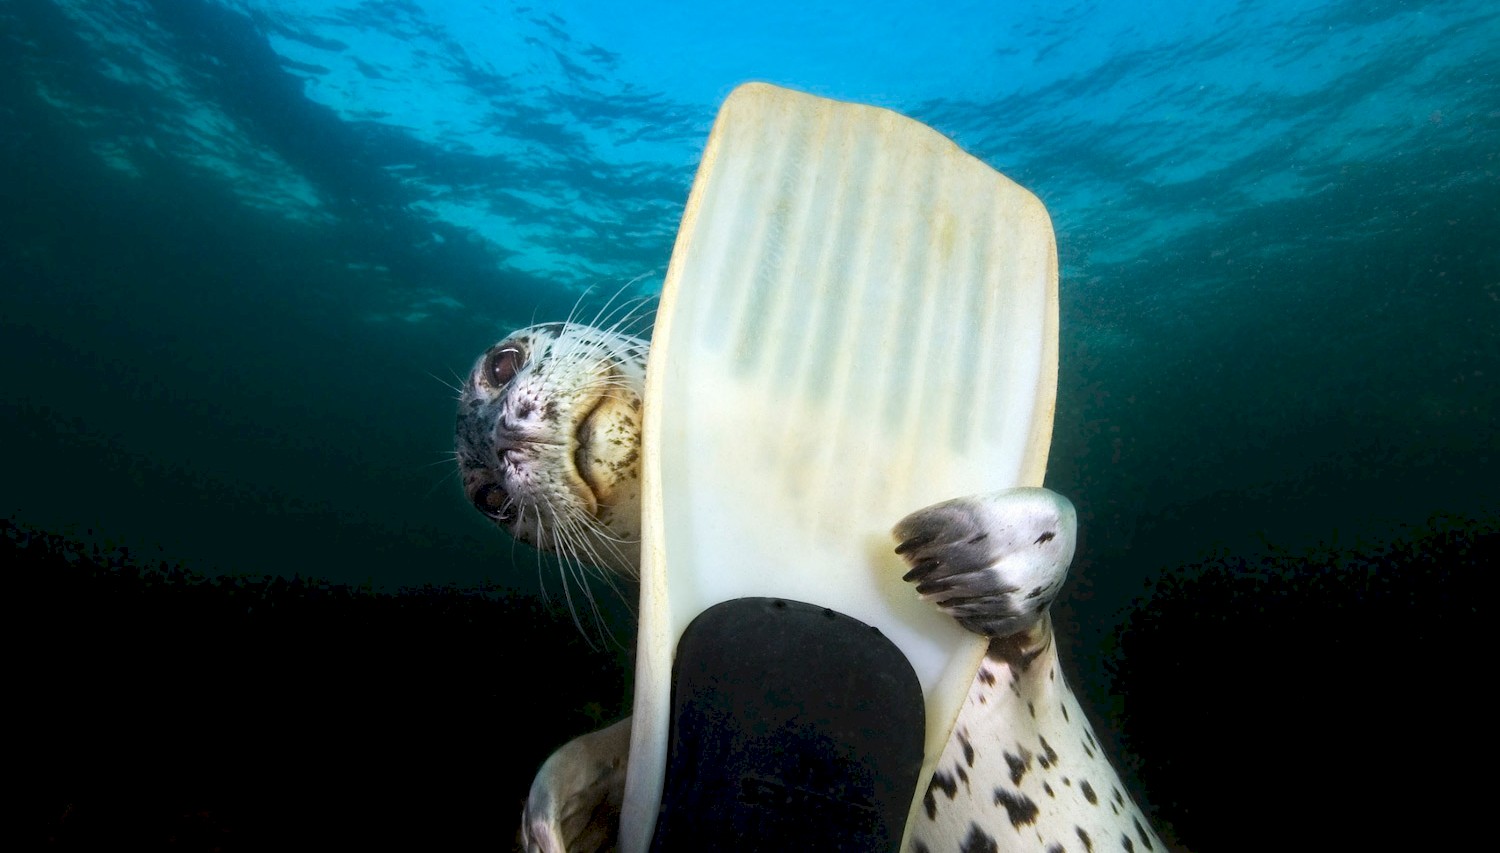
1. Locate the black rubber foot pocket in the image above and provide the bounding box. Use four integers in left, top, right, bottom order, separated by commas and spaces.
649, 597, 925, 852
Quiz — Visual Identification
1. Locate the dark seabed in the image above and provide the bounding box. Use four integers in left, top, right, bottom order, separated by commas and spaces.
4, 1, 1496, 850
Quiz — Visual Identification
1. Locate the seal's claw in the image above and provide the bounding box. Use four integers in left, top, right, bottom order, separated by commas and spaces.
894, 531, 936, 555
892, 487, 1078, 640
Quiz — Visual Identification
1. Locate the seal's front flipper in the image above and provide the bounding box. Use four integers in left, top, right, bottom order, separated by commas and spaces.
623, 83, 1059, 852
649, 598, 923, 852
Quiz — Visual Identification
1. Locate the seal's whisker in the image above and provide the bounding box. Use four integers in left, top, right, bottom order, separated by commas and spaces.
577, 274, 657, 337
568, 506, 639, 549
421, 450, 463, 468
547, 514, 630, 648
421, 462, 462, 500
591, 297, 656, 341
428, 369, 465, 399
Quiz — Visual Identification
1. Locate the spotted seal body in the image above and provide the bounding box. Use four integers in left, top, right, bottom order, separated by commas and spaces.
457, 322, 1164, 853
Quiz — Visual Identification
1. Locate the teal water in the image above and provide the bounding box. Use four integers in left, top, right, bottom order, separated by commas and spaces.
4, 1, 1496, 849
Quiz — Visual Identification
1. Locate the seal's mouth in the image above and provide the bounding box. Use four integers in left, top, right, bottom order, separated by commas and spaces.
572, 392, 607, 510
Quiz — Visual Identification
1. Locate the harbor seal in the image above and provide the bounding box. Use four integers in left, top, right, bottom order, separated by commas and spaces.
457, 321, 1164, 853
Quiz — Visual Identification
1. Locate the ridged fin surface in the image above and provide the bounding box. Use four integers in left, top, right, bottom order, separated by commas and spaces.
623, 82, 1059, 853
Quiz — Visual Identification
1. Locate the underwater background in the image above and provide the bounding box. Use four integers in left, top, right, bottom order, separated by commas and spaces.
5, 0, 1495, 849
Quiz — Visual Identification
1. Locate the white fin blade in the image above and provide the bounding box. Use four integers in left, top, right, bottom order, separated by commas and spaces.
623, 83, 1058, 853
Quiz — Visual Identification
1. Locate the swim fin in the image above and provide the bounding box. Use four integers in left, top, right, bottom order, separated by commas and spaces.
622, 83, 1059, 852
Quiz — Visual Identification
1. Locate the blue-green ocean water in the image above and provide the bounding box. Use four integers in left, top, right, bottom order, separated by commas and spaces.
4, 1, 1496, 849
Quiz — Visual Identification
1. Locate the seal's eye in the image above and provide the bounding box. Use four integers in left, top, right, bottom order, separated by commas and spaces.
484, 346, 525, 387
472, 482, 516, 523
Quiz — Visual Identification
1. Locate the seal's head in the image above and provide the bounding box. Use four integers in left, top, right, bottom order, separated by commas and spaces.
456, 322, 647, 577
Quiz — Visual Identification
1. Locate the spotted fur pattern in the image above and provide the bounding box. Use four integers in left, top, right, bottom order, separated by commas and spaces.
914, 644, 1163, 853
457, 323, 1162, 853
895, 493, 1163, 853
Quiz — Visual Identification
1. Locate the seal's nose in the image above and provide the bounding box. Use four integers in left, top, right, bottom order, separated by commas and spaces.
492, 423, 525, 452
494, 397, 541, 449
